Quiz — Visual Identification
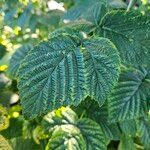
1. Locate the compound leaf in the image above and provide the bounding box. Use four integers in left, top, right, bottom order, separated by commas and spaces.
18, 31, 120, 119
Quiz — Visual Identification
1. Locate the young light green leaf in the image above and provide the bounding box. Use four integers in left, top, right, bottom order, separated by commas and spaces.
0, 135, 12, 150
118, 135, 136, 150
42, 107, 78, 134
46, 128, 86, 150
0, 105, 9, 131
43, 107, 107, 150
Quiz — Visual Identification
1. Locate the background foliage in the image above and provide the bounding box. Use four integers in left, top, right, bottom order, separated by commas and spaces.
0, 0, 150, 149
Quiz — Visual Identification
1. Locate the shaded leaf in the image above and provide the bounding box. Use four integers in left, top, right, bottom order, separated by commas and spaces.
100, 11, 150, 66
118, 135, 136, 150
10, 137, 40, 150
0, 44, 6, 60
137, 117, 150, 149
7, 44, 33, 79
108, 67, 150, 122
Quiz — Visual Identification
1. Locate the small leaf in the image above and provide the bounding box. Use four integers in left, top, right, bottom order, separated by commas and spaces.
7, 44, 33, 79
10, 137, 40, 150
1, 118, 23, 139
118, 135, 136, 150
83, 3, 108, 27
62, 0, 107, 21
0, 105, 9, 131
137, 117, 150, 149
0, 44, 6, 60
0, 135, 12, 150
119, 120, 137, 137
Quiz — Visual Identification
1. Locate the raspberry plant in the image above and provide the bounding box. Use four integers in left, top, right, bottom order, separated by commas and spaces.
0, 0, 150, 149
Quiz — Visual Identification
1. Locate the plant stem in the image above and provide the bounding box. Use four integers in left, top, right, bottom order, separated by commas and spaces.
127, 0, 136, 11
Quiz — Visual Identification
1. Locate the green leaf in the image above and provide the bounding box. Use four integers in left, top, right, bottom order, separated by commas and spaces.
0, 73, 11, 93
119, 120, 137, 137
1, 118, 23, 139
0, 44, 6, 60
46, 128, 86, 150
86, 101, 121, 140
18, 32, 120, 119
18, 34, 87, 119
100, 11, 150, 66
7, 44, 33, 79
137, 117, 150, 149
108, 67, 150, 122
83, 3, 108, 27
62, 0, 107, 21
18, 4, 32, 29
60, 21, 95, 35
83, 37, 120, 105
42, 107, 78, 134
118, 135, 136, 150
10, 137, 40, 150
43, 107, 107, 150
0, 105, 9, 131
77, 118, 107, 150
0, 135, 12, 150
38, 10, 64, 29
